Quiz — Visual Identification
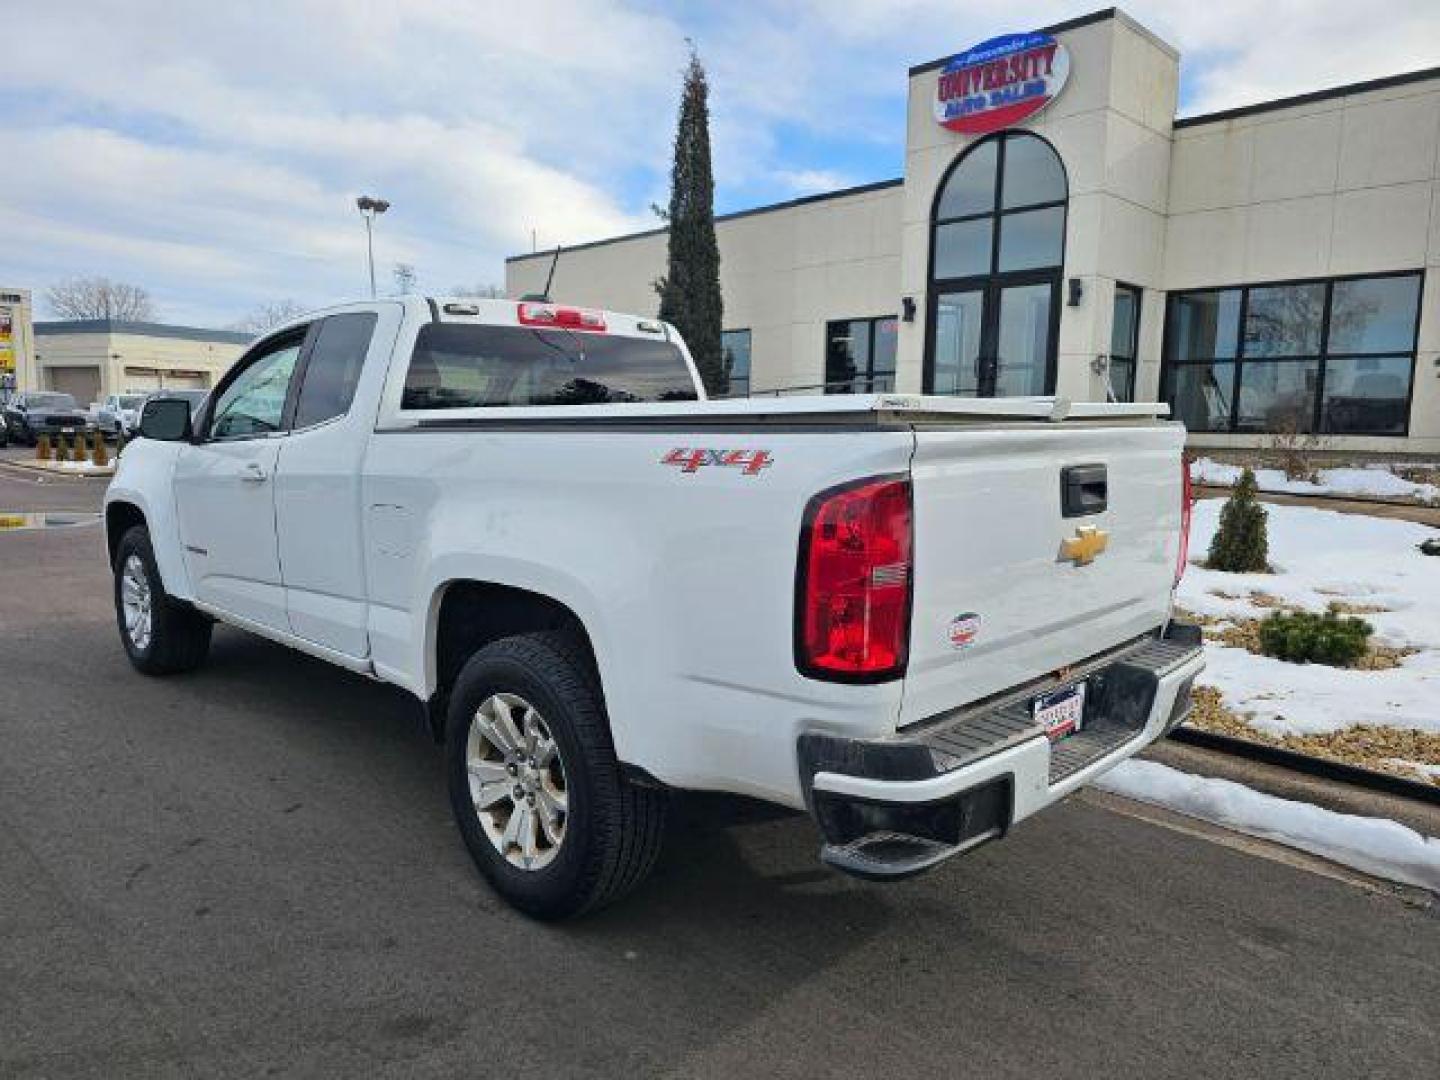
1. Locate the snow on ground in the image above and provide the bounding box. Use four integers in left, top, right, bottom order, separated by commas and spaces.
1178, 500, 1440, 737
1096, 759, 1440, 892
1191, 457, 1439, 504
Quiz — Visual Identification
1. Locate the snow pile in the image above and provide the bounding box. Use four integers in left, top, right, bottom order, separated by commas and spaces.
1096, 759, 1440, 893
1191, 458, 1439, 504
1178, 500, 1440, 737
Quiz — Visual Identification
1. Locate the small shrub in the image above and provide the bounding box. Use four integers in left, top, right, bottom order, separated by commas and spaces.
1206, 468, 1269, 572
35, 434, 51, 460
73, 435, 88, 463
1266, 408, 1327, 483
90, 432, 109, 467
1259, 610, 1372, 667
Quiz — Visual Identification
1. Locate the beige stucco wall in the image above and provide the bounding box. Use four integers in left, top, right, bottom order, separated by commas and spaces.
35, 328, 247, 402
1166, 77, 1440, 454
106, 332, 244, 392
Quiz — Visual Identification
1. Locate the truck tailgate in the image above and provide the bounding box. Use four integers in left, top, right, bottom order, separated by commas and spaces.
900, 421, 1185, 727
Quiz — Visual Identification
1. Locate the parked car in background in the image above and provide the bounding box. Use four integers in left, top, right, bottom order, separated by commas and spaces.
2, 392, 95, 445
97, 393, 149, 438
0, 411, 9, 447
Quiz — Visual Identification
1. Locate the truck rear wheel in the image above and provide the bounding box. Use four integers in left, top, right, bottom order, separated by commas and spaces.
113, 525, 212, 675
445, 632, 667, 919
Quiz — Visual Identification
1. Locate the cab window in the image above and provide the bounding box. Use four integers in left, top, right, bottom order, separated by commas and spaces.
209, 333, 304, 439
292, 313, 376, 428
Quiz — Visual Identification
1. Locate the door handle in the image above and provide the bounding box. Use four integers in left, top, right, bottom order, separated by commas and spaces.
240, 461, 269, 483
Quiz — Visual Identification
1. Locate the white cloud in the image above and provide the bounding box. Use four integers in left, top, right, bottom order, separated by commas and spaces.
2, 1, 1436, 325
0, 0, 686, 323
775, 169, 859, 195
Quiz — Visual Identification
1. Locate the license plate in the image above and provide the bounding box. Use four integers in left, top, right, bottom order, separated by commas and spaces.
1034, 682, 1086, 741
61, 427, 75, 435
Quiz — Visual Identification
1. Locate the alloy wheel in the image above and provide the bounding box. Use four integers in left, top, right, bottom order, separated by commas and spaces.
466, 693, 569, 870
120, 554, 153, 652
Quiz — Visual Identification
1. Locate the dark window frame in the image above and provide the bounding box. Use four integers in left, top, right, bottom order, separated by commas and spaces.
924, 131, 1069, 398
1109, 282, 1142, 403
825, 316, 898, 394
1160, 269, 1424, 437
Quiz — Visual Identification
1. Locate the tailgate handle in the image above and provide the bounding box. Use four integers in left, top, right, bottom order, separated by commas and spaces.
1061, 464, 1107, 518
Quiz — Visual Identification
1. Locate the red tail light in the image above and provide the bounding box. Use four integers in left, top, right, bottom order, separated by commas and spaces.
1176, 454, 1193, 588
517, 302, 606, 332
797, 476, 912, 681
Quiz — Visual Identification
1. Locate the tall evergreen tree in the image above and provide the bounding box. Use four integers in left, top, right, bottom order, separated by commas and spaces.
656, 47, 725, 396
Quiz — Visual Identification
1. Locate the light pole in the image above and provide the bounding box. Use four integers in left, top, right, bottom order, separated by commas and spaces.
355, 195, 390, 298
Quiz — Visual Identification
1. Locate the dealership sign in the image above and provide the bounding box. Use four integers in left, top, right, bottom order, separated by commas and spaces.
933, 32, 1070, 134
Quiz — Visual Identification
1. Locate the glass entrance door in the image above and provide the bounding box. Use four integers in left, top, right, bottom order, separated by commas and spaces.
931, 288, 984, 396
925, 132, 1067, 398
992, 280, 1055, 397
929, 279, 1056, 398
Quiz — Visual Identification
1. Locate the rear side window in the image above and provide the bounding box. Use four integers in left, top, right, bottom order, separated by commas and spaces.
401, 324, 698, 409
293, 313, 376, 428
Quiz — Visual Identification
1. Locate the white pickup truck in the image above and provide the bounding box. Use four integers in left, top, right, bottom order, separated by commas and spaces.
105, 296, 1202, 918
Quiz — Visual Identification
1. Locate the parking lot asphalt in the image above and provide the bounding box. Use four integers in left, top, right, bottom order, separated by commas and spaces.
1, 469, 1438, 1079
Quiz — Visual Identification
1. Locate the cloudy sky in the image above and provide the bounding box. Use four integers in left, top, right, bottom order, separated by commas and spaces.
3, 1, 1437, 326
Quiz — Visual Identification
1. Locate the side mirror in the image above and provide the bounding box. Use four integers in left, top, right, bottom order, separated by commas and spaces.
139, 398, 194, 442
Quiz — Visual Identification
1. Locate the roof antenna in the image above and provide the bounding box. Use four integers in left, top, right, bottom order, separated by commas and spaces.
520, 245, 562, 303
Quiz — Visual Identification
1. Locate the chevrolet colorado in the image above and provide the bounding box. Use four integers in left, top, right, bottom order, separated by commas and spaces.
105, 296, 1202, 918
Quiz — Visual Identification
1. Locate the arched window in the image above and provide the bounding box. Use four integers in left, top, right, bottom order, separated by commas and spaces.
927, 132, 1067, 397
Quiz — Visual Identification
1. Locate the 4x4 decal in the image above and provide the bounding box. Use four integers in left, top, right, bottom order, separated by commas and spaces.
661, 448, 774, 476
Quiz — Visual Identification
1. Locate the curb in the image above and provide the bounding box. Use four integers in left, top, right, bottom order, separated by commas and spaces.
1169, 726, 1440, 807
0, 458, 115, 478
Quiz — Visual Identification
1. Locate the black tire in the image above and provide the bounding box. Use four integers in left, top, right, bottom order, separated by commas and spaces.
445, 632, 667, 920
113, 525, 212, 676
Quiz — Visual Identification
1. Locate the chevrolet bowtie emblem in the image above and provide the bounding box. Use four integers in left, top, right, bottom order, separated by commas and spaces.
1060, 525, 1109, 566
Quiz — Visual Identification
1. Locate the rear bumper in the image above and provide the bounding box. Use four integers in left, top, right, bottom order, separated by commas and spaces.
798, 623, 1205, 880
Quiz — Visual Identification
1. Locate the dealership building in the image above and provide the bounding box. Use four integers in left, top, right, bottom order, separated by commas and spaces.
30, 319, 250, 406
508, 7, 1440, 455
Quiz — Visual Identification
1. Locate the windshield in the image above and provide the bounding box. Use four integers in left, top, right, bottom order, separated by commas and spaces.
119, 395, 145, 409
401, 324, 698, 410
27, 393, 76, 410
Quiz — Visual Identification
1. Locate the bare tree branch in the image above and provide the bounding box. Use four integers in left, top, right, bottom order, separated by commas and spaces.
230, 299, 307, 334
46, 277, 156, 321
451, 283, 507, 298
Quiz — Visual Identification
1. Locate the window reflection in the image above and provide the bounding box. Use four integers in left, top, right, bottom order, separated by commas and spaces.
1162, 273, 1420, 435
1244, 284, 1325, 357
721, 329, 751, 396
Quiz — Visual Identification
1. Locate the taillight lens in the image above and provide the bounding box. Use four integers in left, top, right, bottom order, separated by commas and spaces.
1176, 454, 1193, 588
797, 476, 912, 681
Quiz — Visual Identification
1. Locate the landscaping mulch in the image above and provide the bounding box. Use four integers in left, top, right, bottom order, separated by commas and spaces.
1185, 687, 1440, 787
